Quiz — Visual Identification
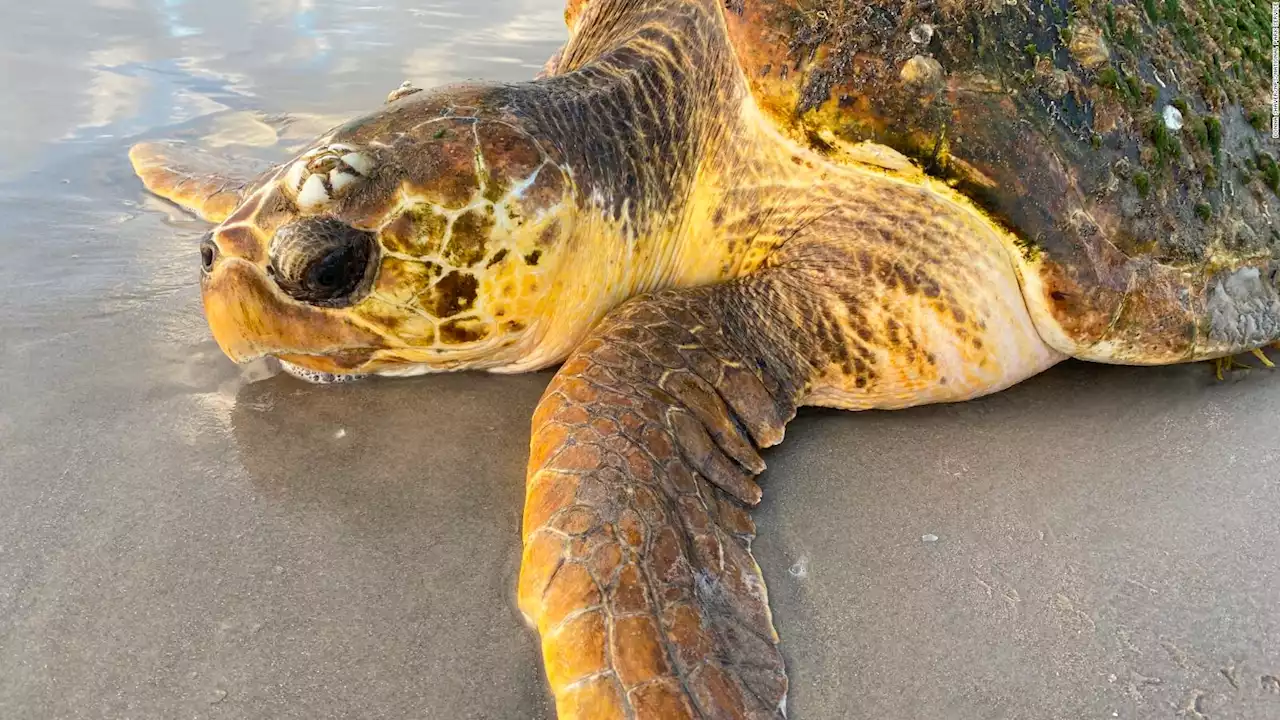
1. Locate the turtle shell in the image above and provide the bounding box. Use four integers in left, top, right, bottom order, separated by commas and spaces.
723, 0, 1280, 362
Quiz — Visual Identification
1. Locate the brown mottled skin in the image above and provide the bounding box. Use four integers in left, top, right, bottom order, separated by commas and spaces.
129, 1, 1279, 717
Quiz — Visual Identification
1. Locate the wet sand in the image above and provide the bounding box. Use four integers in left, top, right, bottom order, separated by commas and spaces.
2, 1, 1279, 719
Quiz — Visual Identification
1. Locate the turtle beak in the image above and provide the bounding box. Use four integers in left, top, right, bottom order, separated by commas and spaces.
201, 256, 384, 364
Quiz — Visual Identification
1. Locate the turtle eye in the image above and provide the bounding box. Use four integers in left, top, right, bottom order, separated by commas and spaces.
307, 246, 360, 294
199, 233, 217, 274
269, 217, 377, 306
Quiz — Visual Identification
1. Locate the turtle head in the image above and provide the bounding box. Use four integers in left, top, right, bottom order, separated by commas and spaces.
200, 95, 577, 382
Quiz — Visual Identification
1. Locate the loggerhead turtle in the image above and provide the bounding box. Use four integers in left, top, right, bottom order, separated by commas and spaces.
130, 0, 1280, 716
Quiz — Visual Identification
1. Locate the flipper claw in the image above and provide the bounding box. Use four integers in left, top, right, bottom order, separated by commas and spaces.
1212, 348, 1276, 380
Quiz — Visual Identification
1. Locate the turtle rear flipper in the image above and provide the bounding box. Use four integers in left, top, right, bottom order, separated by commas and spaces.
1013, 244, 1280, 365
129, 141, 277, 223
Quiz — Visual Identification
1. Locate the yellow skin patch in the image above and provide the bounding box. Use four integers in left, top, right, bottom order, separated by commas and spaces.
712, 108, 1063, 410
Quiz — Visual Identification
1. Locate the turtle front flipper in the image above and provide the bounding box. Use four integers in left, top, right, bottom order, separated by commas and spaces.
519, 276, 818, 719
129, 140, 277, 223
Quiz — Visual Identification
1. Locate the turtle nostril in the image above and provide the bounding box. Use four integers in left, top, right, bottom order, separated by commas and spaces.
200, 236, 217, 273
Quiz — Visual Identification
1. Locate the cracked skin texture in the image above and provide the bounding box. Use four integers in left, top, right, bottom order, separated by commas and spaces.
129, 0, 1280, 717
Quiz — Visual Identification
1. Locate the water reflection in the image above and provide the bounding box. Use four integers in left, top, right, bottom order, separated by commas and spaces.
0, 0, 566, 182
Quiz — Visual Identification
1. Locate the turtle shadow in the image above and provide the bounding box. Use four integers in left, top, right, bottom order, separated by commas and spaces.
229, 369, 552, 531
227, 369, 558, 717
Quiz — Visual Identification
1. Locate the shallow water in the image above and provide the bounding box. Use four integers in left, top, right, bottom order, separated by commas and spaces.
2, 2, 1280, 719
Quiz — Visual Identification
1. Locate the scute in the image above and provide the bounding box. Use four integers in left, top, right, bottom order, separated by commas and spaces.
421, 271, 481, 318
381, 206, 448, 256
446, 208, 495, 267
725, 0, 1280, 362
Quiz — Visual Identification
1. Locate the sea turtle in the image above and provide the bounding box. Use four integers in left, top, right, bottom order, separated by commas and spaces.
129, 0, 1280, 716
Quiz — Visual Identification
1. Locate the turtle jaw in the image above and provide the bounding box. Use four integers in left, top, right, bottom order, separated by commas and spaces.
200, 254, 552, 380
201, 256, 388, 368
275, 356, 369, 384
